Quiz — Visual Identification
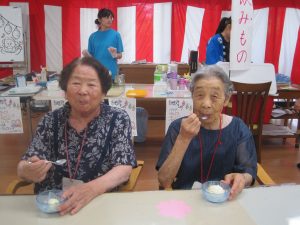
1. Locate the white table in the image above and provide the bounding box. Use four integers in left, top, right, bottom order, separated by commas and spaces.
32, 83, 192, 101
1, 185, 300, 225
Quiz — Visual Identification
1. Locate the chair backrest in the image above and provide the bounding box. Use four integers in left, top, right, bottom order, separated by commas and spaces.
6, 179, 33, 194
119, 160, 144, 192
256, 163, 275, 185
231, 81, 271, 134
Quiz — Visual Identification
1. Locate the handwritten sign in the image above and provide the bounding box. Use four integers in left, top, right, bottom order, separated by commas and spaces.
230, 0, 253, 70
108, 98, 137, 137
165, 98, 193, 133
0, 97, 23, 133
51, 99, 66, 111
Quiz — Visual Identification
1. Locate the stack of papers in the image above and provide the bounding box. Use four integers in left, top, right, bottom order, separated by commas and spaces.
271, 108, 294, 118
263, 124, 295, 136
131, 59, 147, 64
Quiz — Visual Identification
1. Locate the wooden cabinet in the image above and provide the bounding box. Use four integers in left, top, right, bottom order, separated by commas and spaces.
119, 63, 189, 84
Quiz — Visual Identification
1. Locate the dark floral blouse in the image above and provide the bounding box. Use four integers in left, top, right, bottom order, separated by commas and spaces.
22, 103, 137, 193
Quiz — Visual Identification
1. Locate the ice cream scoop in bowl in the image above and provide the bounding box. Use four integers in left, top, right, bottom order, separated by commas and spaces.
36, 189, 65, 213
202, 181, 230, 203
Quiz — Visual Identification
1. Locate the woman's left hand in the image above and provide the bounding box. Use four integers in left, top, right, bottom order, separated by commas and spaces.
59, 183, 99, 215
222, 173, 246, 200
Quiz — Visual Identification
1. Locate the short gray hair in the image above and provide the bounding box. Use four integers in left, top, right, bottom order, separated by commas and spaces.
190, 65, 233, 99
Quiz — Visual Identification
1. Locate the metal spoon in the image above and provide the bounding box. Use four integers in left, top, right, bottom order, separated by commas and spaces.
28, 159, 66, 166
47, 159, 66, 166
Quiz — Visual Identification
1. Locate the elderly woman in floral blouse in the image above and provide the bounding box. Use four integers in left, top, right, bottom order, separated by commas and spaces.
17, 57, 136, 215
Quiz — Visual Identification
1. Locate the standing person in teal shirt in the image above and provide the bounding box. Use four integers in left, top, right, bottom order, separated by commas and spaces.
87, 8, 123, 80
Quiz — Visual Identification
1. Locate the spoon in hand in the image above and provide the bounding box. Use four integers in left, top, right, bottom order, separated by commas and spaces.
28, 159, 66, 166
46, 159, 67, 166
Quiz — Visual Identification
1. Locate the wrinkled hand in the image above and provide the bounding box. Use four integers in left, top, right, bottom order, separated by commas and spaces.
222, 173, 246, 200
59, 183, 99, 215
179, 113, 201, 141
23, 156, 52, 183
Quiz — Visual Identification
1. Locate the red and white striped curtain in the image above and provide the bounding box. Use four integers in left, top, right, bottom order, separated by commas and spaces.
0, 0, 299, 83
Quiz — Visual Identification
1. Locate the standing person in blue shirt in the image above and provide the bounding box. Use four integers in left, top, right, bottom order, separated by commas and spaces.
87, 8, 123, 80
205, 17, 231, 65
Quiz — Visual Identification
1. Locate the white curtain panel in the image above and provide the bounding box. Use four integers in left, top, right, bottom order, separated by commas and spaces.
180, 6, 204, 63
153, 2, 172, 63
251, 8, 269, 63
80, 8, 99, 56
45, 5, 62, 72
278, 8, 300, 77
118, 6, 136, 63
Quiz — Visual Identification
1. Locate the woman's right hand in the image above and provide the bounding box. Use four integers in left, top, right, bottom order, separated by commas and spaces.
179, 113, 201, 141
18, 156, 52, 183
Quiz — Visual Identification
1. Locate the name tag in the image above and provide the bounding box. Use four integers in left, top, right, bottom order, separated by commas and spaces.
62, 177, 83, 190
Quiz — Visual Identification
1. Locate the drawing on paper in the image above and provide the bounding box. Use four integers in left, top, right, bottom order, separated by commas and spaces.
0, 6, 24, 62
0, 14, 23, 55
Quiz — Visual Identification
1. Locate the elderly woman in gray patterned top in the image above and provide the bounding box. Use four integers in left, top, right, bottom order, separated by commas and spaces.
17, 57, 136, 215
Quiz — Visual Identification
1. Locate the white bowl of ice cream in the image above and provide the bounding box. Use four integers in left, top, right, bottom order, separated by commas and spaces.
202, 181, 231, 203
36, 189, 65, 213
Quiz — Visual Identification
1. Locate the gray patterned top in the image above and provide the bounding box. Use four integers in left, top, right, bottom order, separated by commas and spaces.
22, 103, 137, 193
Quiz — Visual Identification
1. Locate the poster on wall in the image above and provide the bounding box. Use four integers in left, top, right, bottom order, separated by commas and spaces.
230, 0, 253, 70
0, 6, 24, 62
0, 97, 23, 133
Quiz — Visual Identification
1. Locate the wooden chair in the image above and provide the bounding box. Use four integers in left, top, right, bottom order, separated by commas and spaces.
6, 160, 144, 194
119, 160, 144, 192
6, 179, 33, 194
231, 81, 271, 163
256, 163, 275, 185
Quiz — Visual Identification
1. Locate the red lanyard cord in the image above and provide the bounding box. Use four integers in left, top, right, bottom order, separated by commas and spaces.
64, 122, 87, 179
199, 114, 222, 183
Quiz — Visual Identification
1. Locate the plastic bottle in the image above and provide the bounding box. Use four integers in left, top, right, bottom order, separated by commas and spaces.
41, 67, 47, 82
154, 66, 162, 83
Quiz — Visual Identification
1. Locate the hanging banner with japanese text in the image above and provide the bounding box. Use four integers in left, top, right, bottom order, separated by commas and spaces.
230, 0, 253, 70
